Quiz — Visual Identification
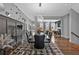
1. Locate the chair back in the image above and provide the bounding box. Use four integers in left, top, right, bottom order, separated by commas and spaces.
34, 34, 45, 49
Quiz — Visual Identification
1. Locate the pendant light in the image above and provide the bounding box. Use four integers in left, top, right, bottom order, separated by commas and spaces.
39, 3, 42, 7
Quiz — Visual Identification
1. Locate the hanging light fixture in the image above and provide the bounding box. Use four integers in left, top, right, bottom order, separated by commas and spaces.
39, 3, 42, 7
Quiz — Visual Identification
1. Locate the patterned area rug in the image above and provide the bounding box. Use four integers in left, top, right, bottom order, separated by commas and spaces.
10, 42, 63, 55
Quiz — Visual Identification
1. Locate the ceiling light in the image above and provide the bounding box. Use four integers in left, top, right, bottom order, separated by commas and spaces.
39, 3, 42, 7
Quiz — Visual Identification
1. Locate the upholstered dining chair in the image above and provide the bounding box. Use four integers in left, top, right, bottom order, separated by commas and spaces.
34, 34, 45, 49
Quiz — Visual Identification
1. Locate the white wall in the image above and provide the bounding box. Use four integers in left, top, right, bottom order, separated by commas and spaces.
0, 3, 34, 25
70, 9, 79, 44
61, 14, 69, 39
0, 3, 34, 31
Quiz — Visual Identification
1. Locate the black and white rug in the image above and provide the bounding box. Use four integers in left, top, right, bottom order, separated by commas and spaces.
10, 42, 63, 55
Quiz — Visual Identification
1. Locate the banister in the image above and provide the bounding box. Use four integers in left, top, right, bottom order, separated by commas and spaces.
71, 32, 79, 38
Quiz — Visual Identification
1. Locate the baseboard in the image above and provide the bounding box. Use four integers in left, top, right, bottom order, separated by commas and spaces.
70, 39, 79, 45
61, 35, 69, 39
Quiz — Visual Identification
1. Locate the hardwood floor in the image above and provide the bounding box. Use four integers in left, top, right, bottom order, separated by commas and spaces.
55, 36, 79, 55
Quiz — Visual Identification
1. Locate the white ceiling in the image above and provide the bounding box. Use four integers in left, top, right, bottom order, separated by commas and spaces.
15, 3, 72, 16
14, 3, 79, 20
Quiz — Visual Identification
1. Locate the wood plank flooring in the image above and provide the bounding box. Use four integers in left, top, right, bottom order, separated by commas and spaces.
55, 37, 79, 55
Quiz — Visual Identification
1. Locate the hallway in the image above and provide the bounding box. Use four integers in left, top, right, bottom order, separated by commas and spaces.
0, 3, 79, 55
